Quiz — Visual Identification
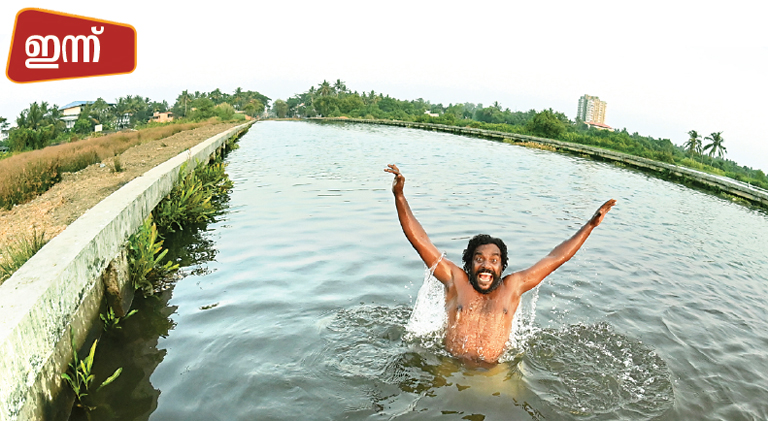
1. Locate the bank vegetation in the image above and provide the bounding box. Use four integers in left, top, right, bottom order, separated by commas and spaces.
273, 80, 768, 191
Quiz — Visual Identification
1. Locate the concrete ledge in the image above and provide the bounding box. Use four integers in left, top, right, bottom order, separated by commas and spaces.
0, 121, 253, 421
318, 118, 768, 209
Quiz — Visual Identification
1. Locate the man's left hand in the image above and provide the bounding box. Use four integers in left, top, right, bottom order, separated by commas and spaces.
589, 199, 616, 227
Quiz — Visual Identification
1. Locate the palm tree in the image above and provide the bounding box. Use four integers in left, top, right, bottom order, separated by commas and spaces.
208, 88, 224, 104
115, 96, 134, 129
175, 90, 192, 117
333, 79, 347, 96
703, 131, 727, 159
366, 90, 380, 105
17, 102, 44, 130
317, 80, 334, 97
232, 87, 244, 110
684, 130, 702, 159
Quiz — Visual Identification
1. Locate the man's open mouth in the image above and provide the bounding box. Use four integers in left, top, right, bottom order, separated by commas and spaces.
477, 271, 494, 284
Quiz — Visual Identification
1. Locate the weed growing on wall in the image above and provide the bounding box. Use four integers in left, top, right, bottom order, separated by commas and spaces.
194, 161, 235, 204
153, 163, 215, 233
127, 216, 179, 296
153, 160, 233, 233
0, 229, 48, 285
100, 307, 138, 331
61, 329, 122, 410
126, 157, 234, 295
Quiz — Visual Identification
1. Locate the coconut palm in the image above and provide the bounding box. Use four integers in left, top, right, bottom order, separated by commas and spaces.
703, 131, 727, 159
333, 79, 347, 95
684, 130, 703, 159
176, 90, 192, 117
317, 80, 333, 97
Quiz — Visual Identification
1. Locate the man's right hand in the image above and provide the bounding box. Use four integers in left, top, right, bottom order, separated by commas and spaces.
385, 164, 405, 195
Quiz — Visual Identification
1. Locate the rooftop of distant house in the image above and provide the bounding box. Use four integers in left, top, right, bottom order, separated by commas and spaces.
60, 101, 94, 110
586, 121, 613, 130
59, 100, 116, 110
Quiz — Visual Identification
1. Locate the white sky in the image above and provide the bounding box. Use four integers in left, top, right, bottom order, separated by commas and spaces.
2, 1, 766, 172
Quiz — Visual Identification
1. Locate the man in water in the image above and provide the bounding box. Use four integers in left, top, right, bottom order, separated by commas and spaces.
385, 164, 616, 363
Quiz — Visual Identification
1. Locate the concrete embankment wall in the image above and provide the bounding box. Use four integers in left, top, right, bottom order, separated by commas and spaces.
0, 121, 253, 421
321, 118, 768, 209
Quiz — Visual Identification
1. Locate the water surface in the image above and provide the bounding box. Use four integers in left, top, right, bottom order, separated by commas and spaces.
86, 121, 768, 420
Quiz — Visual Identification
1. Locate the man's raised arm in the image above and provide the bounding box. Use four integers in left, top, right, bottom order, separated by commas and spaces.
385, 164, 459, 284
515, 199, 616, 293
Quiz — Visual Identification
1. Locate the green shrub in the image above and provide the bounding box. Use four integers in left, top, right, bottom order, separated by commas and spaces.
61, 328, 122, 410
195, 161, 234, 202
100, 307, 137, 331
127, 216, 178, 295
153, 164, 216, 233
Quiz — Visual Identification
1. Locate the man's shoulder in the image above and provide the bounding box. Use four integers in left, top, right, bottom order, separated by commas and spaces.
501, 272, 527, 293
502, 271, 524, 283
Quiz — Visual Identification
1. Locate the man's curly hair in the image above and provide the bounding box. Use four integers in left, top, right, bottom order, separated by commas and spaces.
461, 234, 509, 273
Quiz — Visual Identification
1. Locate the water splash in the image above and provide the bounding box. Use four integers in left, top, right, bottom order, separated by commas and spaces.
404, 254, 543, 360
522, 322, 674, 418
404, 254, 447, 344
501, 284, 542, 362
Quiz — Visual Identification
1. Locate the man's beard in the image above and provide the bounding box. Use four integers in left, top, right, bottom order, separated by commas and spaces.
468, 269, 503, 294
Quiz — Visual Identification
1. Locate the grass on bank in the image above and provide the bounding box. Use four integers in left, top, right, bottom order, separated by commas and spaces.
0, 229, 48, 285
0, 120, 215, 211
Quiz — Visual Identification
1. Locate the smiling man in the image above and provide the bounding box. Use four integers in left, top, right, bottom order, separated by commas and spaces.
385, 164, 616, 363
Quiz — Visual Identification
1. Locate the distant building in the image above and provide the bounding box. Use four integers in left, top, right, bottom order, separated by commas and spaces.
60, 101, 95, 130
424, 110, 439, 118
150, 111, 174, 123
59, 100, 125, 130
584, 121, 614, 132
577, 95, 609, 126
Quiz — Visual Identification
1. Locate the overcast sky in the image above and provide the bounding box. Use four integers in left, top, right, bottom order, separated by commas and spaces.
2, 1, 766, 172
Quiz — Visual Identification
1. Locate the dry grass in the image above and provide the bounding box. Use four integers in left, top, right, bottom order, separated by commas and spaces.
0, 229, 48, 284
519, 141, 557, 152
0, 121, 213, 210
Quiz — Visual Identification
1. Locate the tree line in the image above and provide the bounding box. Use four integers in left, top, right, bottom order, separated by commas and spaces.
2, 80, 765, 190
0, 88, 270, 153
269, 80, 767, 190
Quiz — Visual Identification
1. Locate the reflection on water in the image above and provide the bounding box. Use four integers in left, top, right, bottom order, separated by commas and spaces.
70, 292, 175, 420
77, 121, 768, 420
70, 191, 226, 420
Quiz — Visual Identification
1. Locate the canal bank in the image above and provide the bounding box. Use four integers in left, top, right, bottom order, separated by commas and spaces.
0, 121, 253, 421
318, 118, 768, 210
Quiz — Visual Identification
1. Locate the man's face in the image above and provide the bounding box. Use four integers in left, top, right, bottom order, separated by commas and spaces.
468, 243, 503, 294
